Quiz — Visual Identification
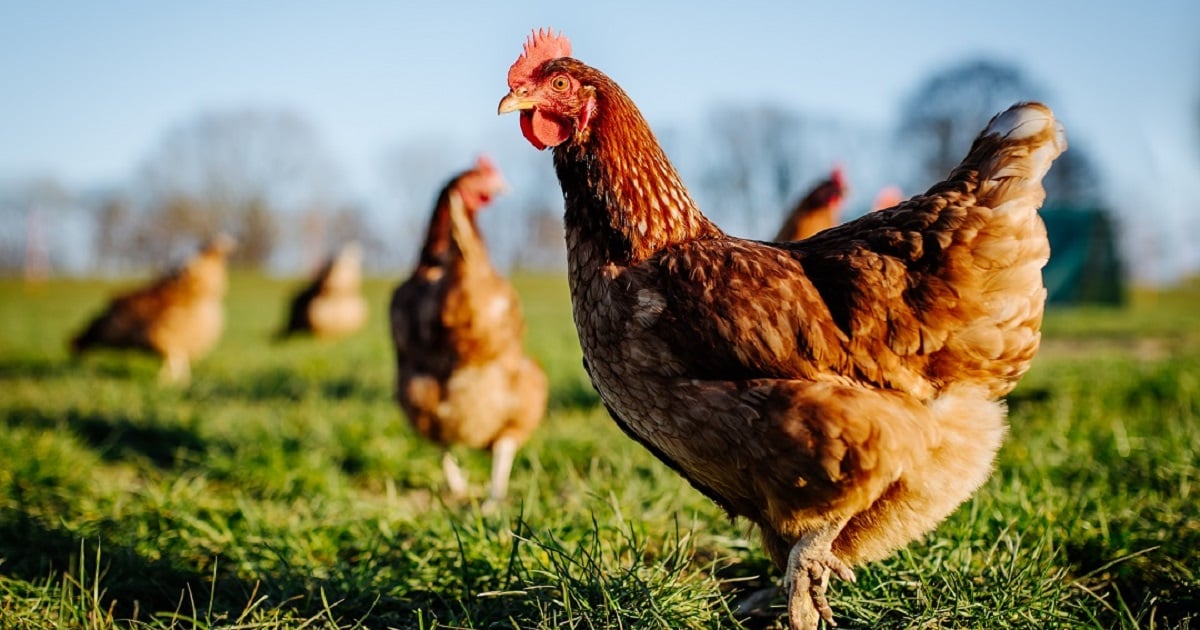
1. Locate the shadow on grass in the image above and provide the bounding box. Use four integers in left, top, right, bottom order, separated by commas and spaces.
709, 557, 780, 630
1, 404, 209, 468
1064, 539, 1200, 628
0, 516, 227, 619
0, 356, 73, 380
1004, 385, 1053, 413
0, 514, 420, 626
0, 355, 153, 382
548, 376, 601, 412
185, 367, 391, 404
0, 500, 737, 628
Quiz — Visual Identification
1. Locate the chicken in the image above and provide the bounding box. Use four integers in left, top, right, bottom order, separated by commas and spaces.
275, 241, 368, 341
499, 30, 1064, 629
389, 156, 547, 506
870, 185, 904, 212
774, 165, 848, 242
70, 234, 235, 384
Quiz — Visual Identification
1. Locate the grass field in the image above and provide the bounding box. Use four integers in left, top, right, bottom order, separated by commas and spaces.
0, 272, 1197, 629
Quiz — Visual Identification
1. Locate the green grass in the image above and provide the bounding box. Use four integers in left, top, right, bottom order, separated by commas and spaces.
0, 272, 1197, 629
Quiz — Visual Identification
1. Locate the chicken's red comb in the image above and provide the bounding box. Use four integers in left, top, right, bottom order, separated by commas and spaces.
831, 163, 847, 188
508, 28, 572, 87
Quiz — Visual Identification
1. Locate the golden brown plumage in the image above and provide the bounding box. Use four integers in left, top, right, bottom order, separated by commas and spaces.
70, 234, 235, 384
500, 30, 1064, 629
389, 156, 547, 506
774, 166, 848, 242
275, 242, 368, 341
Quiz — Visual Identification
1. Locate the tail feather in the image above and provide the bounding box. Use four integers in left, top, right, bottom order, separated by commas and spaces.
969, 102, 1067, 212
69, 307, 116, 354
69, 330, 91, 356
941, 103, 1064, 397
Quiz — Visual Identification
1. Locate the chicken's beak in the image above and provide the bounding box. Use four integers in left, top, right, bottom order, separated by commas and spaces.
498, 91, 535, 115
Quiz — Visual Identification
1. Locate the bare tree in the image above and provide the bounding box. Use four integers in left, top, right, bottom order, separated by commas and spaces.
327, 203, 385, 274
897, 59, 1043, 185
236, 198, 279, 268
691, 105, 887, 237
92, 195, 136, 273
897, 58, 1103, 207
699, 105, 811, 238
513, 206, 566, 271
1043, 144, 1105, 208
377, 137, 465, 269
0, 177, 71, 279
133, 108, 342, 268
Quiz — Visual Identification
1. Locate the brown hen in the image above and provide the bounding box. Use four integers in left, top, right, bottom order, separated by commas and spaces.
499, 30, 1065, 629
70, 234, 235, 384
389, 156, 547, 506
275, 241, 368, 341
774, 165, 848, 242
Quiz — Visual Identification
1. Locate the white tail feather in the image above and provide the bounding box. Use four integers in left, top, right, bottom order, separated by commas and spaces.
983, 103, 1068, 186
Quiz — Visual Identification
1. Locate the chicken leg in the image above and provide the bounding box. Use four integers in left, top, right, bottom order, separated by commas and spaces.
159, 352, 190, 385
442, 451, 469, 500
786, 521, 855, 630
489, 435, 519, 501
482, 435, 518, 513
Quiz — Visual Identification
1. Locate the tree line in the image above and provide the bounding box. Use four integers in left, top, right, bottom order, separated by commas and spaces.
1, 57, 1109, 278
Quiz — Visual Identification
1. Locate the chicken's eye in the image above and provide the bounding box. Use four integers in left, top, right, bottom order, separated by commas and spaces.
551, 76, 570, 92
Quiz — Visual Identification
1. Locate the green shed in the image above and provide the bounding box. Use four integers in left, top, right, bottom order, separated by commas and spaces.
1040, 207, 1125, 305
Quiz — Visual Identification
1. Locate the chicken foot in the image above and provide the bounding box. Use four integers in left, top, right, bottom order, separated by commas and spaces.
786, 522, 855, 630
441, 436, 518, 511
488, 435, 518, 501
482, 435, 518, 513
159, 352, 190, 385
442, 451, 469, 500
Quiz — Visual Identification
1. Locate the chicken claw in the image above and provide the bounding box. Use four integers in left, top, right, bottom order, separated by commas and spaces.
785, 529, 855, 630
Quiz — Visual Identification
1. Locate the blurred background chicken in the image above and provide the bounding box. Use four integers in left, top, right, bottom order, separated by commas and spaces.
274, 241, 368, 341
870, 185, 904, 212
500, 30, 1064, 630
69, 233, 235, 384
389, 156, 547, 507
773, 165, 848, 242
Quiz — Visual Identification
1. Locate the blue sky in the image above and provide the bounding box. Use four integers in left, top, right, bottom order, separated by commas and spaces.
3, 1, 1199, 277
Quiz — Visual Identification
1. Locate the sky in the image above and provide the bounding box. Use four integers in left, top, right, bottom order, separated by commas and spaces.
2, 1, 1199, 278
